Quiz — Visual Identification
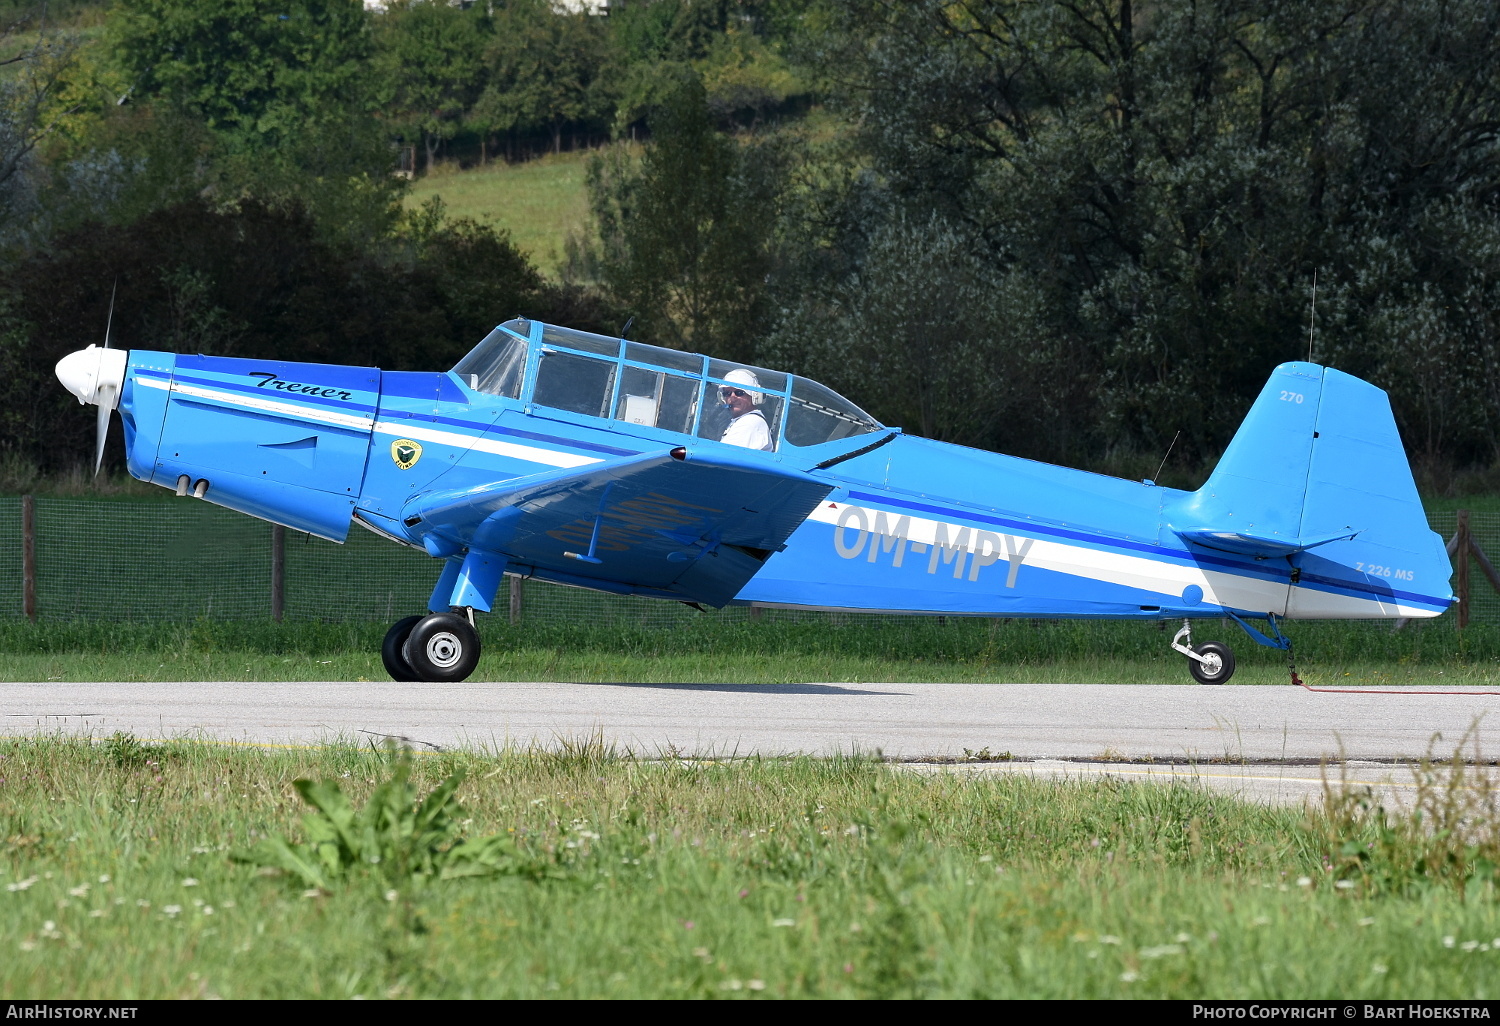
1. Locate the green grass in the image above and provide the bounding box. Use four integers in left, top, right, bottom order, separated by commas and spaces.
405, 150, 609, 279
1, 737, 1498, 998
3, 617, 1500, 685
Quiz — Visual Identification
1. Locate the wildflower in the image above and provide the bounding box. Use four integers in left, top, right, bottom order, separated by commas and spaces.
181, 878, 199, 887
747, 980, 766, 991
1335, 880, 1354, 890
1358, 918, 1376, 927
1372, 964, 1388, 974
1099, 935, 1122, 945
97, 875, 109, 884
1461, 941, 1480, 952
202, 906, 214, 916
738, 889, 749, 898
692, 947, 710, 960
162, 905, 181, 917
682, 920, 695, 930
1296, 877, 1312, 887
720, 980, 744, 991
1443, 936, 1456, 948
772, 919, 795, 927
88, 910, 104, 918
385, 890, 398, 902
843, 963, 853, 974
1140, 944, 1185, 959
1174, 932, 1192, 943
7, 877, 38, 892
1120, 971, 1139, 983
68, 885, 89, 898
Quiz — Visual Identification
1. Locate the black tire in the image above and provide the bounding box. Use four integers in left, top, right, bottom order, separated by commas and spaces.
381, 615, 423, 682
403, 612, 482, 682
1188, 641, 1236, 685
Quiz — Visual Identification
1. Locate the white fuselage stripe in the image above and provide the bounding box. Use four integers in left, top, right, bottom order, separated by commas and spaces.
371, 421, 601, 469
808, 501, 1439, 619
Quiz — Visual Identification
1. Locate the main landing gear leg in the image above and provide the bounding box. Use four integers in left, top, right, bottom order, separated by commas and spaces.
1170, 619, 1236, 685
381, 608, 482, 683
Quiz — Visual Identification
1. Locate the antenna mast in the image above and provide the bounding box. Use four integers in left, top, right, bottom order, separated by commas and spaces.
1307, 270, 1318, 362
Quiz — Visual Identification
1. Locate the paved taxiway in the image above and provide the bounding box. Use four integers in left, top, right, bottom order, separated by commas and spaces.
3, 680, 1496, 806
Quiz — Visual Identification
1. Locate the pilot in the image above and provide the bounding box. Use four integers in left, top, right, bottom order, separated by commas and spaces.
718, 368, 772, 451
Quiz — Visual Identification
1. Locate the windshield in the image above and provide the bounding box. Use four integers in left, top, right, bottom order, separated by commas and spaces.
451, 319, 529, 398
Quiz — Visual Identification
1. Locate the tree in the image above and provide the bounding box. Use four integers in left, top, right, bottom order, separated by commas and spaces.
585, 75, 785, 360
110, 0, 372, 150
373, 0, 487, 170
0, 3, 82, 245
770, 0, 1500, 473
472, 0, 612, 156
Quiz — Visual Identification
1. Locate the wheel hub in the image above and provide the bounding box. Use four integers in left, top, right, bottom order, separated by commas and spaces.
424, 631, 463, 669
1199, 652, 1222, 675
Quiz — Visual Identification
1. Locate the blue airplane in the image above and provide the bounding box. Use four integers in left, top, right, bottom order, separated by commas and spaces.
55, 317, 1454, 684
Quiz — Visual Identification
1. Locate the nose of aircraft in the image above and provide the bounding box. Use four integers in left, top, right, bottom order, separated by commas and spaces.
56, 345, 127, 406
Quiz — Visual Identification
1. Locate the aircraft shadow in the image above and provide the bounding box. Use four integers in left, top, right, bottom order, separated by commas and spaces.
578, 682, 906, 697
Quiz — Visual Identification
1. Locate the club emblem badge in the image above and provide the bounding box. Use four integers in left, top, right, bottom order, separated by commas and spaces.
391, 439, 422, 470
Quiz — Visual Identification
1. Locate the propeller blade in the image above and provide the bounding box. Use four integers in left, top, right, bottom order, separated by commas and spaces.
103, 279, 116, 348
94, 381, 117, 476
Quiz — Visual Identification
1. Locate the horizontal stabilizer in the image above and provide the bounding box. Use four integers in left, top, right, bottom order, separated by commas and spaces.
1174, 526, 1362, 559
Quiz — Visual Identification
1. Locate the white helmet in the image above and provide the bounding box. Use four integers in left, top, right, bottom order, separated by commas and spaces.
721, 368, 765, 405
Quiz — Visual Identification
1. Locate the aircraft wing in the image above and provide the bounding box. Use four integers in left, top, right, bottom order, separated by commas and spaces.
403, 446, 833, 607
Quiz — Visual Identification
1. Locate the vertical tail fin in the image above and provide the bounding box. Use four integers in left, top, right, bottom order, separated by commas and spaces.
1166, 361, 1452, 618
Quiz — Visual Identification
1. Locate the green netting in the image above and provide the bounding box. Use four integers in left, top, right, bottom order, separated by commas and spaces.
0, 498, 1487, 625
0, 498, 20, 619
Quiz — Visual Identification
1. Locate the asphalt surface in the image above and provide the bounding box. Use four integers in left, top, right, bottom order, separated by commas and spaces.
4, 679, 1496, 766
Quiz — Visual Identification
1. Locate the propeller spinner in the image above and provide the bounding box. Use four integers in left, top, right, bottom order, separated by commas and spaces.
55, 344, 127, 475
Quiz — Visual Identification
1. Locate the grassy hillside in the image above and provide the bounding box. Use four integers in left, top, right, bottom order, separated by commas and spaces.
405, 149, 616, 280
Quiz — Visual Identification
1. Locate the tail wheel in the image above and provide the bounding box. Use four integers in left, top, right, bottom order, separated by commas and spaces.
403, 612, 482, 683
381, 615, 423, 682
1188, 641, 1236, 685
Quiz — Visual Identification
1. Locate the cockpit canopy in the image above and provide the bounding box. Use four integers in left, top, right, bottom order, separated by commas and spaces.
451, 318, 883, 452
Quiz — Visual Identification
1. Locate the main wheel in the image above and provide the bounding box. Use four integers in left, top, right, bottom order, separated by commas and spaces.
1188, 641, 1236, 685
381, 615, 423, 682
403, 612, 482, 682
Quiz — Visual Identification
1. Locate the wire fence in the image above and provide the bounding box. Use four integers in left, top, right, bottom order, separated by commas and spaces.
0, 497, 1487, 626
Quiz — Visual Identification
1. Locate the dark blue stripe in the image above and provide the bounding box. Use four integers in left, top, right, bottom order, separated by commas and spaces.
172, 371, 379, 415
844, 489, 1449, 609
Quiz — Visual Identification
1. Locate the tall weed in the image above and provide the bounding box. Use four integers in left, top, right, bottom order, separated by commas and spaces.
1323, 726, 1500, 898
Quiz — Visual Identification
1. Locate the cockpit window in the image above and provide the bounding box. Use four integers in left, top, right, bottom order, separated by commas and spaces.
454, 319, 882, 449
784, 377, 882, 447
534, 350, 617, 418
541, 324, 621, 357
451, 321, 529, 398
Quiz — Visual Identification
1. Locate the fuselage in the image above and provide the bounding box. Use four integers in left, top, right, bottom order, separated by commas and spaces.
68, 318, 1451, 625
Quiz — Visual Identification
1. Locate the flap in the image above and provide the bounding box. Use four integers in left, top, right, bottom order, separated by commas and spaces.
404, 446, 833, 606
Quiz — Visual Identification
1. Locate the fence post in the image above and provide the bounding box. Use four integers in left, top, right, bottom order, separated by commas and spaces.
271, 524, 285, 622
509, 576, 523, 625
21, 495, 36, 622
1456, 509, 1471, 629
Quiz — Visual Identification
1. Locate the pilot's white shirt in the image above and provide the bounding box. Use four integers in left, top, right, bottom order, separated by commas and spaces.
721, 410, 771, 450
